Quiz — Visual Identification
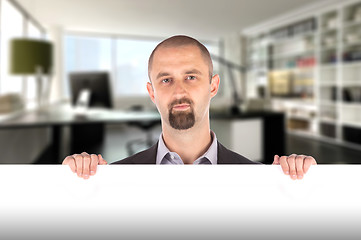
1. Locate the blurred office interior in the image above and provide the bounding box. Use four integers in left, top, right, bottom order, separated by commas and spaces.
1, 0, 361, 164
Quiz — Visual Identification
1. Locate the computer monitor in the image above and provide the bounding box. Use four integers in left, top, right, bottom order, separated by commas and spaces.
69, 71, 113, 109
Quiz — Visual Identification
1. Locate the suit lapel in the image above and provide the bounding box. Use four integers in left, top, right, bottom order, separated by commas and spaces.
217, 141, 227, 164
217, 141, 241, 164
132, 141, 158, 164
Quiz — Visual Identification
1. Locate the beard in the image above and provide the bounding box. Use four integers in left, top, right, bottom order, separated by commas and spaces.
168, 98, 195, 130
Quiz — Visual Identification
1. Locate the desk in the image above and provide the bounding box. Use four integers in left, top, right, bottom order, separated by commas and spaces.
0, 104, 161, 162
0, 105, 284, 164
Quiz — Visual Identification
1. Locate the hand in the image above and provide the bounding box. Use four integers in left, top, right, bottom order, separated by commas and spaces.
62, 152, 108, 179
272, 154, 317, 180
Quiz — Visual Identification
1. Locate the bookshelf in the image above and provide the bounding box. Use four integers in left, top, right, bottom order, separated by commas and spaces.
245, 0, 361, 149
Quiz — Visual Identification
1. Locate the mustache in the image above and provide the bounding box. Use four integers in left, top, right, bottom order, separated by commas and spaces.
169, 98, 193, 109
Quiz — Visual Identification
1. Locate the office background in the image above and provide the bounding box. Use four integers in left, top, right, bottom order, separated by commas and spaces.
1, 0, 361, 164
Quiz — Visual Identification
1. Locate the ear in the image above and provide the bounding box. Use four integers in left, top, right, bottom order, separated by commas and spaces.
147, 82, 155, 104
210, 74, 220, 98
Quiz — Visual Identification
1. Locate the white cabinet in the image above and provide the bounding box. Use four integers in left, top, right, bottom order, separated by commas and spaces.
211, 119, 263, 162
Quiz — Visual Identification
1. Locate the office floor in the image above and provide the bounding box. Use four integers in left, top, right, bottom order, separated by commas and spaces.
36, 124, 361, 164
285, 133, 361, 164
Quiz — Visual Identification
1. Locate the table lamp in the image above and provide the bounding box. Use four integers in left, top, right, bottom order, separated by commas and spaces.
10, 38, 53, 111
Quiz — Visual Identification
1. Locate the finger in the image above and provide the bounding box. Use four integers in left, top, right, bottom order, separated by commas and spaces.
278, 156, 289, 175
81, 152, 91, 179
98, 154, 108, 165
62, 156, 76, 173
73, 154, 84, 178
286, 154, 297, 180
90, 154, 99, 176
303, 156, 317, 173
272, 155, 280, 165
295, 155, 306, 180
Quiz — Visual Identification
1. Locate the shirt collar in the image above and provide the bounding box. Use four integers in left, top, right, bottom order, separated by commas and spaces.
156, 134, 170, 165
156, 131, 218, 165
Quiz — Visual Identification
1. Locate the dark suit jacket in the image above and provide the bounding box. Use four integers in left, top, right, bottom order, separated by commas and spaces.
111, 141, 261, 164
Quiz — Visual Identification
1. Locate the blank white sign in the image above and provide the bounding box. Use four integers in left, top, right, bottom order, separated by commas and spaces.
0, 165, 360, 240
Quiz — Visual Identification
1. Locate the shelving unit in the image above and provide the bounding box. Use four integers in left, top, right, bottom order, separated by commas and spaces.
246, 34, 269, 99
245, 0, 361, 150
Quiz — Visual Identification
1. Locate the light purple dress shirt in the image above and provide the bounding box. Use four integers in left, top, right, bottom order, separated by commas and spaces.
156, 131, 218, 165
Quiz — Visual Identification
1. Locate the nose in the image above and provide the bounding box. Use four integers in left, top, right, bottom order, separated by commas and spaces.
172, 80, 187, 98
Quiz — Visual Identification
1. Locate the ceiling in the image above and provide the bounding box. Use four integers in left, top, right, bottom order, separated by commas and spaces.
17, 0, 325, 41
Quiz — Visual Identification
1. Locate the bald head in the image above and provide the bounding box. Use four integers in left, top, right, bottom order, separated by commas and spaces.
148, 35, 213, 81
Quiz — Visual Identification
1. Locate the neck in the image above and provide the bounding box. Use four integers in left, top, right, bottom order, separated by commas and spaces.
162, 119, 212, 164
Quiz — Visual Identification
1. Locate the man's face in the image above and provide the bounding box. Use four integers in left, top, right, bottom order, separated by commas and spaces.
147, 45, 219, 131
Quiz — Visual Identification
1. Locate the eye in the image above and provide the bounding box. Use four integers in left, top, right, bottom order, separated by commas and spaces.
162, 78, 171, 83
186, 76, 196, 80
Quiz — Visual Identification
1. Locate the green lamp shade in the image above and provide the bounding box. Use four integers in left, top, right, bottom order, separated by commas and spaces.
10, 38, 53, 75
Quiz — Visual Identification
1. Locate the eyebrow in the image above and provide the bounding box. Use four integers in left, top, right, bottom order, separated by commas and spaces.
156, 72, 171, 80
185, 69, 202, 75
155, 69, 203, 80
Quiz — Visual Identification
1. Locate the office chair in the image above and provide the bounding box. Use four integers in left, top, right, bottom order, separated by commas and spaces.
126, 105, 160, 156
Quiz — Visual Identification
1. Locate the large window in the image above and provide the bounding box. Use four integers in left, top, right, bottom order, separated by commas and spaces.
115, 39, 158, 95
64, 35, 113, 97
0, 0, 44, 103
0, 0, 24, 95
64, 34, 220, 98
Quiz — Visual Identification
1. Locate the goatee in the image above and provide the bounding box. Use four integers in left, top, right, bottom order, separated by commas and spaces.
168, 98, 195, 130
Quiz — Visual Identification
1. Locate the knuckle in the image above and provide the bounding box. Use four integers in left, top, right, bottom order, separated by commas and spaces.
64, 156, 72, 160
287, 157, 295, 164
74, 155, 83, 161
308, 157, 317, 165
90, 154, 99, 161
62, 159, 69, 165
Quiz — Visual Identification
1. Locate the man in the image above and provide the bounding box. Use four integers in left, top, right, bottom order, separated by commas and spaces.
63, 35, 316, 180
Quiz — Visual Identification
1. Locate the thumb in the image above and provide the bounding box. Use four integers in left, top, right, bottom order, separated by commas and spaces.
98, 154, 108, 165
272, 155, 280, 165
